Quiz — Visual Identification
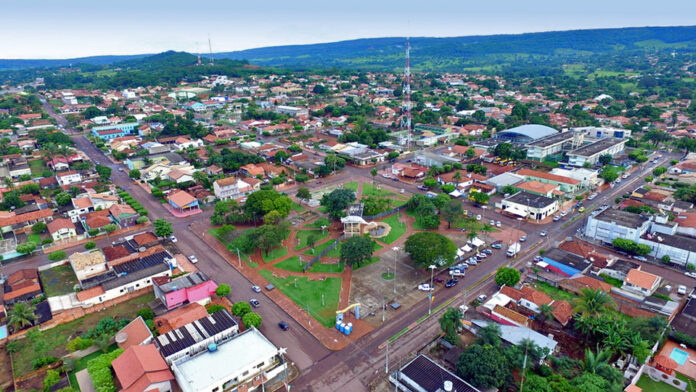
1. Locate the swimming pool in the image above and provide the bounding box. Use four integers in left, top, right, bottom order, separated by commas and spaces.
670, 348, 689, 366
0, 325, 7, 340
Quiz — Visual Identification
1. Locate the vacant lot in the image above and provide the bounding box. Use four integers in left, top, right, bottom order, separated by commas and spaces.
39, 264, 79, 297
259, 270, 341, 327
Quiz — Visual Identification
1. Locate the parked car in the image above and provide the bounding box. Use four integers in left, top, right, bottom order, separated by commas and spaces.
418, 284, 435, 292
553, 215, 561, 221
418, 185, 428, 191
382, 174, 392, 179
519, 236, 527, 242
678, 285, 688, 295
476, 215, 482, 221
477, 294, 488, 302
633, 255, 648, 262
578, 207, 585, 212
540, 231, 547, 237
467, 212, 474, 218
250, 299, 260, 308
449, 270, 465, 277
188, 255, 198, 264
483, 249, 493, 255
685, 272, 696, 279
533, 256, 543, 262
169, 236, 178, 243
622, 173, 629, 179
445, 279, 459, 288
496, 221, 502, 228
466, 259, 477, 266
491, 243, 502, 249
278, 321, 289, 331
489, 219, 495, 226
560, 211, 567, 217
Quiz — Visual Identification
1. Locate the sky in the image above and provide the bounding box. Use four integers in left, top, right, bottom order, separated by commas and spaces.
3, 0, 696, 59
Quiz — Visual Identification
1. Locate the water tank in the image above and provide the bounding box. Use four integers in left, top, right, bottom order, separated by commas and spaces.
444, 381, 453, 392
115, 332, 127, 344
208, 343, 217, 352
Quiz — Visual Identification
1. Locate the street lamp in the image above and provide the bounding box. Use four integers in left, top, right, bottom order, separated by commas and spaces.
428, 264, 436, 314
392, 246, 400, 294
236, 248, 242, 268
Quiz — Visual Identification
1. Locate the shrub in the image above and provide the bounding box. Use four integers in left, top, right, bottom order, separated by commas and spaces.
84, 317, 130, 339
32, 356, 59, 369
85, 241, 96, 250
207, 304, 225, 314
136, 308, 155, 320
48, 250, 66, 261
136, 216, 149, 224
88, 228, 99, 237
41, 238, 53, 245
67, 336, 94, 352
231, 302, 252, 317
87, 348, 124, 392
43, 369, 61, 389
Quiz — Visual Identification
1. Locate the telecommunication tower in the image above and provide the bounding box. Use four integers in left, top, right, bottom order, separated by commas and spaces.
403, 37, 412, 151
208, 35, 214, 66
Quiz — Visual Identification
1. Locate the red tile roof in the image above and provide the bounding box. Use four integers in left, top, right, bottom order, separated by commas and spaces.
102, 245, 131, 261
112, 344, 174, 392
625, 268, 659, 290
47, 218, 75, 234
153, 303, 208, 334
76, 286, 105, 301
116, 316, 153, 349
0, 208, 53, 227
521, 286, 553, 306
551, 300, 573, 326
167, 190, 196, 207
500, 286, 524, 301
517, 169, 580, 185
133, 232, 158, 246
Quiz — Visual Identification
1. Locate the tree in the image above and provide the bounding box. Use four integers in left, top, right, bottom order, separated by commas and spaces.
495, 267, 521, 287
43, 369, 61, 390
600, 166, 619, 183
465, 148, 476, 158
404, 232, 457, 268
153, 219, 173, 238
95, 165, 111, 182
254, 224, 288, 255
573, 288, 615, 319
470, 191, 489, 205
340, 236, 374, 269
215, 284, 231, 297
441, 199, 463, 229
661, 255, 671, 264
320, 188, 356, 219
32, 222, 47, 234
48, 250, 66, 261
370, 167, 378, 184
232, 301, 252, 317
16, 242, 37, 254
423, 178, 438, 188
296, 187, 311, 205
102, 224, 117, 235
456, 344, 510, 390
7, 301, 36, 330
439, 307, 462, 345
612, 238, 651, 255
55, 192, 71, 207
537, 303, 555, 324
128, 169, 141, 180
653, 166, 667, 176
306, 233, 318, 248
242, 312, 262, 328
598, 154, 613, 165
502, 185, 517, 195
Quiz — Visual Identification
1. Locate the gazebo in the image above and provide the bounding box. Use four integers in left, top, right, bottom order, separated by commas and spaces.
340, 203, 366, 237
653, 355, 679, 376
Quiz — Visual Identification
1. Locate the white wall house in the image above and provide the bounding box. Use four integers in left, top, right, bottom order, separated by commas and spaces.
213, 177, 259, 201
56, 171, 82, 186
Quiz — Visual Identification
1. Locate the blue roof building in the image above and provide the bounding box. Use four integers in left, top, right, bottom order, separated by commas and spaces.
91, 123, 138, 140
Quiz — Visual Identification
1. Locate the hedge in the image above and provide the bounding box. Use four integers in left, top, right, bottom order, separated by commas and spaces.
87, 348, 124, 392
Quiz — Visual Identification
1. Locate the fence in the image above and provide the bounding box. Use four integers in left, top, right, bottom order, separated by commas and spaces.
363, 204, 407, 221
303, 234, 345, 272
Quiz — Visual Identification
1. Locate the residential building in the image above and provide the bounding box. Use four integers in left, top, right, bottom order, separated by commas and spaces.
56, 170, 82, 186
157, 309, 239, 364
213, 177, 260, 201
471, 320, 557, 357
153, 271, 218, 311
623, 268, 661, 297
167, 190, 199, 213
566, 137, 627, 167
69, 250, 108, 282
47, 218, 76, 242
500, 192, 559, 221
153, 303, 209, 334
115, 316, 154, 349
389, 354, 481, 392
171, 327, 288, 392
2, 269, 42, 304
0, 207, 53, 234
516, 169, 580, 194
109, 203, 139, 227
68, 196, 93, 222
584, 208, 652, 243
112, 344, 174, 392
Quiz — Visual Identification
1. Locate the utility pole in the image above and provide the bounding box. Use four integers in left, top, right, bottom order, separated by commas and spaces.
403, 37, 411, 151
392, 247, 400, 294
428, 265, 436, 314
385, 341, 389, 374
236, 248, 242, 268
208, 34, 214, 66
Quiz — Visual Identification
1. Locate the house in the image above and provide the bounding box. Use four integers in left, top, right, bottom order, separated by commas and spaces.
623, 268, 661, 297
239, 163, 265, 178
471, 320, 557, 357
109, 203, 139, 227
56, 170, 82, 186
213, 177, 260, 201
115, 316, 154, 349
47, 156, 69, 171
47, 218, 76, 242
2, 269, 42, 304
518, 286, 553, 314
166, 168, 195, 184
82, 209, 113, 231
167, 190, 199, 213
68, 196, 93, 222
102, 245, 131, 262
170, 327, 288, 392
597, 259, 639, 281
131, 232, 159, 248
584, 208, 652, 244
501, 192, 559, 221
69, 250, 108, 281
153, 271, 217, 311
153, 302, 209, 334
112, 344, 174, 392
174, 137, 204, 151
515, 180, 562, 198
88, 191, 119, 210
389, 354, 481, 392
0, 207, 53, 234
157, 309, 239, 365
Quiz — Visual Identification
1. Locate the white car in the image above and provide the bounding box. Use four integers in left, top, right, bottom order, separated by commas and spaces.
553, 215, 561, 222
519, 236, 527, 242
685, 272, 696, 279
169, 236, 178, 243
188, 255, 198, 264
477, 294, 488, 302
622, 173, 629, 179
252, 285, 261, 293
540, 231, 548, 237
560, 211, 567, 217
678, 285, 688, 295
449, 270, 466, 277
418, 284, 435, 292
382, 173, 392, 179
476, 215, 482, 221
496, 221, 502, 228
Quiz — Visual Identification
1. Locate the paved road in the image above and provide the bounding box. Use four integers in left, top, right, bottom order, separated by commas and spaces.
38, 97, 331, 371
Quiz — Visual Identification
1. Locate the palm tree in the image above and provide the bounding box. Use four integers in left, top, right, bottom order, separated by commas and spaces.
573, 288, 615, 319
439, 307, 462, 345
537, 303, 555, 324
477, 323, 502, 347
7, 302, 36, 331
582, 347, 613, 375
453, 171, 462, 182
466, 231, 478, 243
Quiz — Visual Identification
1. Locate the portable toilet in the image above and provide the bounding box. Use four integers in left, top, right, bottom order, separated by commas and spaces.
340, 323, 346, 334
335, 320, 342, 330
346, 323, 353, 335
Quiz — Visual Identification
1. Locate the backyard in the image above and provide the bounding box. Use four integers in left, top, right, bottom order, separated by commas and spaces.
259, 270, 341, 327
28, 159, 47, 178
67, 344, 118, 387
10, 293, 154, 377
39, 264, 79, 297
636, 373, 695, 392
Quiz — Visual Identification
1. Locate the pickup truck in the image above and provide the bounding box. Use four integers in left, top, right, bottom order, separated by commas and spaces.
506, 242, 521, 257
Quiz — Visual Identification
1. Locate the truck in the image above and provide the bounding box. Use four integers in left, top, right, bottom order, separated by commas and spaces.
506, 242, 521, 257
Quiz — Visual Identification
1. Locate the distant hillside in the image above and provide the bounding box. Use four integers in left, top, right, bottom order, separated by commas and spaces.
0, 54, 151, 71
214, 25, 696, 72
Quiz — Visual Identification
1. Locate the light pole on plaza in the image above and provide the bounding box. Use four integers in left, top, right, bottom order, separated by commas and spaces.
392, 246, 400, 294
428, 264, 436, 315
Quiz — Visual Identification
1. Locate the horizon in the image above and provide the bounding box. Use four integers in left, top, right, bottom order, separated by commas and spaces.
3, 0, 696, 59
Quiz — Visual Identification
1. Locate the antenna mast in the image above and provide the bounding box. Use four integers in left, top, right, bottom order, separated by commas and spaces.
196, 41, 201, 66
403, 37, 412, 151
208, 35, 214, 66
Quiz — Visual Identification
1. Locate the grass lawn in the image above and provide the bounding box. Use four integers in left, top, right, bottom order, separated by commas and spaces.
28, 159, 47, 177
599, 274, 623, 288
291, 202, 305, 212
304, 239, 339, 256
39, 264, 79, 297
294, 230, 329, 250
273, 256, 305, 272
406, 210, 430, 230
67, 344, 118, 387
533, 281, 577, 302
262, 247, 289, 262
304, 218, 331, 229
343, 182, 358, 192
362, 183, 394, 197
259, 269, 341, 327
27, 233, 41, 244
309, 260, 345, 273
636, 374, 683, 392
380, 214, 406, 244
11, 293, 154, 377
676, 373, 696, 392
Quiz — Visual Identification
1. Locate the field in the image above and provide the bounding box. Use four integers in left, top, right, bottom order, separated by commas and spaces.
39, 264, 79, 297
28, 159, 47, 177
262, 246, 289, 262
362, 183, 394, 197
533, 281, 577, 302
294, 230, 329, 250
380, 214, 406, 244
259, 270, 341, 327
274, 256, 305, 272
11, 293, 154, 377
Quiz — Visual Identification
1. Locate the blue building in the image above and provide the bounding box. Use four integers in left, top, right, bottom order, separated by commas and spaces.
539, 248, 591, 277
91, 123, 139, 140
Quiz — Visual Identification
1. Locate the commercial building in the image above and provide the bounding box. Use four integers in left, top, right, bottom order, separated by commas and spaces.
549, 167, 601, 189
639, 232, 696, 268
389, 354, 481, 392
274, 105, 308, 117
515, 180, 562, 198
500, 192, 559, 221
566, 137, 627, 167
153, 271, 218, 311
91, 122, 139, 140
485, 172, 525, 193
584, 208, 652, 244
171, 327, 288, 392
525, 131, 580, 161
495, 124, 558, 144
516, 169, 580, 194
571, 126, 631, 140
539, 248, 592, 277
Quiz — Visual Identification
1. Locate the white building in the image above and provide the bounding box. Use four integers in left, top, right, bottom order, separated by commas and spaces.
525, 131, 579, 161
274, 105, 308, 117
171, 327, 288, 392
567, 138, 627, 167
584, 208, 652, 244
549, 167, 601, 189
500, 192, 559, 221
56, 170, 82, 186
571, 126, 631, 140
213, 177, 260, 201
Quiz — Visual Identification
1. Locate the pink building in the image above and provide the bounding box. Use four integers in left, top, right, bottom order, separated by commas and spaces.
153, 272, 218, 311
